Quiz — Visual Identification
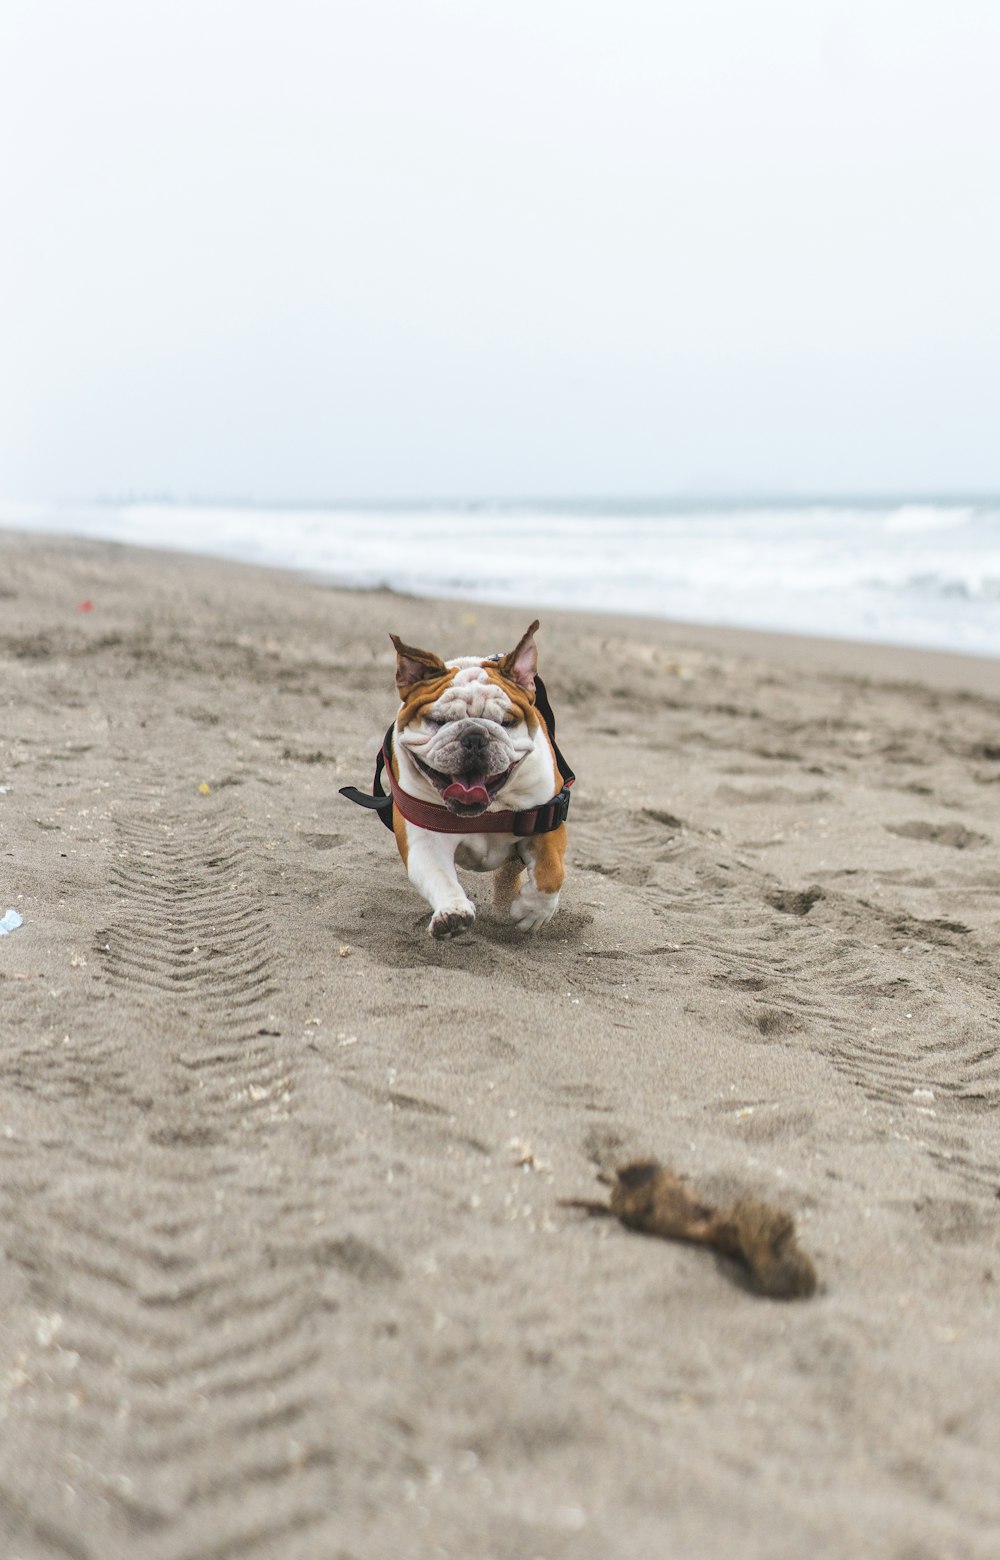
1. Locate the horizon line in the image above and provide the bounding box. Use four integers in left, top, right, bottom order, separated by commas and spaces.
16, 489, 1000, 511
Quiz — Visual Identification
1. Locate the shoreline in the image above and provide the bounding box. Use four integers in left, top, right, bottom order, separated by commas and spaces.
1, 529, 999, 1558
2, 523, 998, 692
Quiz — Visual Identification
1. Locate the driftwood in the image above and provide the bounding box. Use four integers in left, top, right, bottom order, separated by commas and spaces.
563, 1159, 817, 1300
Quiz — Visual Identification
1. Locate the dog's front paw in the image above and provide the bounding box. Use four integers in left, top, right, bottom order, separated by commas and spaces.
430, 904, 476, 939
510, 889, 560, 934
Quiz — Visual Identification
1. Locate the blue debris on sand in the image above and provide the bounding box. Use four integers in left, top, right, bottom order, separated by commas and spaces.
0, 909, 24, 936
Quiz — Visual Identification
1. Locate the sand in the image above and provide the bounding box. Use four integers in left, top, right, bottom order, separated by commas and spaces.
1, 529, 998, 1560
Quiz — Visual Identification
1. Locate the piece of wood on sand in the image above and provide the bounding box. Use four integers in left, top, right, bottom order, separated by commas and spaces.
563, 1159, 818, 1300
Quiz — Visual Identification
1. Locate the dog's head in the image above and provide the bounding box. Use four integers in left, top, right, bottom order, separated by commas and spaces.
390, 621, 542, 817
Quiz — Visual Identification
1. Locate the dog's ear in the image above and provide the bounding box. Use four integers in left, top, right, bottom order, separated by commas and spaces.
497, 620, 540, 695
390, 633, 447, 695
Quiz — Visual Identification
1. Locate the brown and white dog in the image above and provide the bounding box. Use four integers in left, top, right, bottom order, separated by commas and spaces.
347, 621, 571, 939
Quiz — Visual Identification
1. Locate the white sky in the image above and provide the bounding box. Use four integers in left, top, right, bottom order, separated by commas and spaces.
2, 0, 998, 502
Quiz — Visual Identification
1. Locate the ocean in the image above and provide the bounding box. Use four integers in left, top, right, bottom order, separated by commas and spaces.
2, 498, 998, 659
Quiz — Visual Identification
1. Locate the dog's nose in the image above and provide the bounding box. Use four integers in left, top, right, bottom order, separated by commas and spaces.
462, 727, 489, 765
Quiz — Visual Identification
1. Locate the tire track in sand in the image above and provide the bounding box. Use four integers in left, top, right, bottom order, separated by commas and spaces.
102, 816, 288, 1125
1, 806, 334, 1560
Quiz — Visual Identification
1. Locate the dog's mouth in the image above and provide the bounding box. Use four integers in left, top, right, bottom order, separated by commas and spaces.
413, 755, 515, 815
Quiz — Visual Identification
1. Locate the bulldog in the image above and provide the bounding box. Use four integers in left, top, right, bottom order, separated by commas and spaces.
341, 621, 573, 938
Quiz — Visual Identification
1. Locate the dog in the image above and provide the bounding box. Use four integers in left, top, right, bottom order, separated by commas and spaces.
341, 621, 573, 938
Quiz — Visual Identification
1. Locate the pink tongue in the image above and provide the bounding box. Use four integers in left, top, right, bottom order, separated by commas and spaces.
442, 779, 491, 806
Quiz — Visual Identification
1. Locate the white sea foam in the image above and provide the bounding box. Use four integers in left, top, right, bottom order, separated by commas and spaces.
882, 506, 975, 535
1, 499, 998, 658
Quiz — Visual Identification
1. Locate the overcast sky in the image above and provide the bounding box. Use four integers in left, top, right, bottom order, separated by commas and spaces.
2, 0, 998, 503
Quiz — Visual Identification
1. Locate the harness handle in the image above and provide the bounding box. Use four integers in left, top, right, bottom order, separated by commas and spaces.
339, 726, 397, 831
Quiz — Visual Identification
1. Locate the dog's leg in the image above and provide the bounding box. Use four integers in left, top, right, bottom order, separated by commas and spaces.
403, 828, 476, 938
510, 825, 566, 933
492, 855, 523, 915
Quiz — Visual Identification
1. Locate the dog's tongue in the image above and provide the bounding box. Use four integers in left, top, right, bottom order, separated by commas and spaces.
442, 778, 491, 806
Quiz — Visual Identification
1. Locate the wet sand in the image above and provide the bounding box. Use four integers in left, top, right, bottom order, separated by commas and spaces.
1, 530, 999, 1559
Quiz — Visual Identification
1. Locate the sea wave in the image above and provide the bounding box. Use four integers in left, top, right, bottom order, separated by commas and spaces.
1, 499, 998, 658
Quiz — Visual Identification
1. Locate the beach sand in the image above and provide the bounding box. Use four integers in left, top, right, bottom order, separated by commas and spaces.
1, 530, 998, 1560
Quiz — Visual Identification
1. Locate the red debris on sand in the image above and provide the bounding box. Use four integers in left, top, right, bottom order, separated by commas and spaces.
78, 600, 95, 612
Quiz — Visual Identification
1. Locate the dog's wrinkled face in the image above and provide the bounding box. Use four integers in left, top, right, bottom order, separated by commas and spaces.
391, 622, 540, 817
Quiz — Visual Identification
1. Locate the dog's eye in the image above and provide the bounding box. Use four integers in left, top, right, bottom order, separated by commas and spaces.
500, 715, 520, 728
424, 712, 448, 728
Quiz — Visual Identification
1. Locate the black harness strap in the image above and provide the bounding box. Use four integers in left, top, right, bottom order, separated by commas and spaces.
532, 674, 575, 791
339, 724, 397, 831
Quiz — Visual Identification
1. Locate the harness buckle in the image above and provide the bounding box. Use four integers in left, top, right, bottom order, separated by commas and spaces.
514, 786, 572, 837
